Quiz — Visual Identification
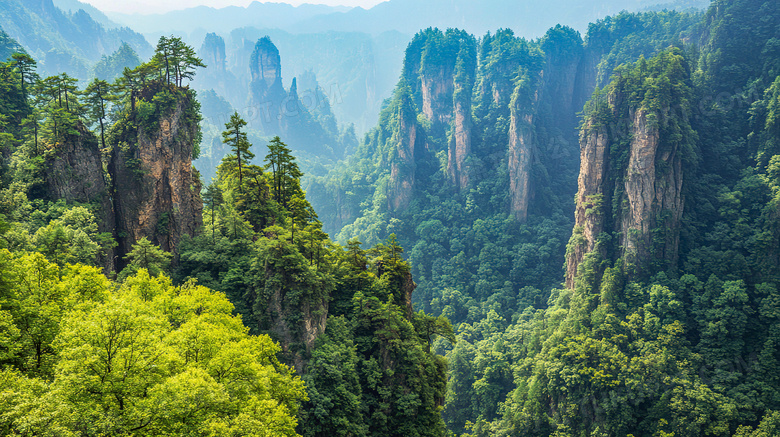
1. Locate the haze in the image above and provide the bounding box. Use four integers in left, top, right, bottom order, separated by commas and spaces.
80, 0, 385, 14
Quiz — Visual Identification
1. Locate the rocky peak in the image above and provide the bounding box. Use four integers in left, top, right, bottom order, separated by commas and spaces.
44, 121, 116, 271
199, 33, 226, 74
250, 36, 283, 92
389, 91, 419, 211
110, 86, 203, 268
565, 49, 693, 287
401, 28, 477, 191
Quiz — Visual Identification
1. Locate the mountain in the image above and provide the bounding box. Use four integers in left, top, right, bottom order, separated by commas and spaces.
305, 0, 780, 432
201, 27, 407, 134
53, 0, 122, 29
0, 0, 151, 78
107, 2, 351, 36
0, 26, 25, 61
108, 0, 709, 40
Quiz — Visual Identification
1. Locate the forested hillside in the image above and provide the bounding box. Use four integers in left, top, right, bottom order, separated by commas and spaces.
2, 0, 780, 436
0, 25, 450, 436
0, 0, 151, 79
309, 0, 780, 434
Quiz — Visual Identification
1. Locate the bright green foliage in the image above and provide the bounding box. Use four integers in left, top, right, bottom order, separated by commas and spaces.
0, 265, 306, 436
177, 140, 451, 436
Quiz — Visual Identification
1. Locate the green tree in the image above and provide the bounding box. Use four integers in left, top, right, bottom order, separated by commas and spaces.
83, 78, 116, 150
119, 237, 172, 280
11, 53, 37, 100
202, 183, 224, 244
264, 136, 302, 209
221, 112, 254, 189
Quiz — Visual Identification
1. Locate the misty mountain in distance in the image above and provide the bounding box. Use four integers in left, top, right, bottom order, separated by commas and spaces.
107, 0, 709, 40
107, 2, 351, 36
0, 0, 151, 78
53, 0, 122, 29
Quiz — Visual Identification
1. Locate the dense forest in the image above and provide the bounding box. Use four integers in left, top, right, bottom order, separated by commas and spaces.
0, 0, 779, 436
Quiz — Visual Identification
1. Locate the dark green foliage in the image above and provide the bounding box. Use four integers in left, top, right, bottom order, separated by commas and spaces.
118, 236, 172, 281
176, 139, 450, 436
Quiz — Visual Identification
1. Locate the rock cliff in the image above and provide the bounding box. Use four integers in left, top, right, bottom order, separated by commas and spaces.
109, 86, 202, 267
44, 121, 110, 207
389, 91, 419, 211
44, 121, 116, 270
565, 50, 692, 287
199, 33, 226, 75
248, 36, 287, 132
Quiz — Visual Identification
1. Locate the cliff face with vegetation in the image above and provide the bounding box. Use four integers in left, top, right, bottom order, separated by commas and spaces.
44, 122, 110, 206
110, 85, 203, 265
565, 50, 693, 287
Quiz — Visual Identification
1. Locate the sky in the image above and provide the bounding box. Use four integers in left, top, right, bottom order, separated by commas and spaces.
81, 0, 385, 14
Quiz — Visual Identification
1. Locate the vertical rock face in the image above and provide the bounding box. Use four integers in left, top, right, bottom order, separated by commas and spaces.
44, 122, 109, 206
248, 36, 287, 119
508, 25, 585, 223
420, 64, 455, 124
508, 110, 535, 222
565, 123, 610, 288
44, 122, 116, 271
401, 29, 477, 193
620, 108, 684, 265
200, 33, 226, 75
389, 93, 418, 211
565, 51, 692, 287
265, 276, 329, 372
110, 89, 203, 266
448, 96, 472, 190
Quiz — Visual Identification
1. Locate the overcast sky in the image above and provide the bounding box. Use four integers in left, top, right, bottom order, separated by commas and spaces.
81, 0, 385, 14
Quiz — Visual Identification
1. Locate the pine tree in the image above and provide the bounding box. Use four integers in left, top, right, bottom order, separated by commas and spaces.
264, 136, 302, 208
221, 112, 254, 189
83, 78, 116, 150
11, 53, 37, 100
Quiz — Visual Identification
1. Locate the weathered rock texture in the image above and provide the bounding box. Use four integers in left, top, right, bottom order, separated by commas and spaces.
248, 36, 287, 132
389, 92, 419, 211
565, 87, 688, 288
45, 122, 110, 206
110, 87, 202, 267
508, 110, 535, 222
397, 29, 477, 199
44, 121, 116, 270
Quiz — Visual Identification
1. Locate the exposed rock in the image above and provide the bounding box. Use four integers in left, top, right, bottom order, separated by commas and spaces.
44, 121, 116, 271
620, 108, 683, 266
44, 121, 109, 206
420, 64, 455, 125
110, 87, 202, 267
265, 274, 329, 372
447, 97, 472, 190
248, 36, 287, 132
565, 80, 688, 287
389, 92, 418, 211
508, 110, 535, 222
565, 123, 609, 288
